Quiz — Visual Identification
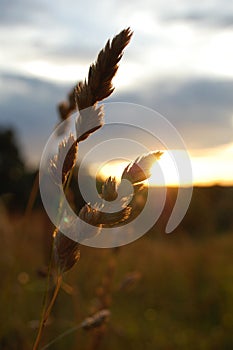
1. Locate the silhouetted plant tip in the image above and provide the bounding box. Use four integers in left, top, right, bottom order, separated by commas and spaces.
75, 27, 133, 110
57, 28, 133, 123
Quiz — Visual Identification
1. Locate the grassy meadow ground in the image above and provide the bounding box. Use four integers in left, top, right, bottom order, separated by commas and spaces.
0, 186, 233, 349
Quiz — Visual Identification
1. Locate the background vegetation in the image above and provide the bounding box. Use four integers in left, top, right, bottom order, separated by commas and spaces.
0, 128, 232, 349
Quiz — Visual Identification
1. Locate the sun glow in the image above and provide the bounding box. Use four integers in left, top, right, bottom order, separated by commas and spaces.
97, 160, 129, 182
191, 143, 233, 186
150, 151, 184, 187
97, 144, 233, 187
97, 151, 192, 187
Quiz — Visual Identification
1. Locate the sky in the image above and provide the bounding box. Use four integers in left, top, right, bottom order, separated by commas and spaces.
0, 0, 233, 186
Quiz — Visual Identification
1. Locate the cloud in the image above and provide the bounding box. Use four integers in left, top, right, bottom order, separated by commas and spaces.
0, 73, 69, 166
163, 12, 233, 28
0, 1, 232, 166
158, 0, 233, 29
0, 0, 123, 79
0, 0, 48, 26
111, 77, 233, 149
0, 72, 232, 168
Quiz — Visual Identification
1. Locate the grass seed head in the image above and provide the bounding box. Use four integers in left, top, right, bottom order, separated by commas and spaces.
101, 176, 118, 201
50, 134, 78, 185
122, 151, 163, 184
54, 228, 80, 273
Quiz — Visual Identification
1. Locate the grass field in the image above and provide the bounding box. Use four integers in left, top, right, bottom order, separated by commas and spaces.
0, 186, 233, 349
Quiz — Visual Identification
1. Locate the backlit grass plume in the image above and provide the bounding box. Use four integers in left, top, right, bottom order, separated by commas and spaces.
33, 28, 133, 350
75, 27, 133, 109
57, 28, 133, 121
122, 151, 163, 184
33, 27, 163, 350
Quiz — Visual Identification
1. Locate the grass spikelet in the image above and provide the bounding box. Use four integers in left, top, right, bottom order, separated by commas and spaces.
77, 204, 102, 241
76, 105, 104, 142
50, 134, 78, 185
75, 27, 133, 110
122, 151, 163, 184
54, 228, 80, 273
57, 28, 132, 125
57, 101, 70, 121
101, 176, 118, 201
100, 206, 132, 227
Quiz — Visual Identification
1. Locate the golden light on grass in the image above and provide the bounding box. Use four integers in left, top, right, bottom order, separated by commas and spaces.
98, 144, 233, 187
98, 160, 129, 182
98, 151, 188, 187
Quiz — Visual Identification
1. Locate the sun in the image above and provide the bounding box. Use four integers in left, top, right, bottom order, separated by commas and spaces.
150, 151, 180, 187
97, 151, 192, 187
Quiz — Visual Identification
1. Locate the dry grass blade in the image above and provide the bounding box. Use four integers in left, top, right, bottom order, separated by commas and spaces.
75, 27, 133, 110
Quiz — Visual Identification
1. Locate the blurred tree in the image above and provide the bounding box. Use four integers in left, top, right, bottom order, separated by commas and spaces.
0, 128, 25, 195
0, 127, 36, 210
